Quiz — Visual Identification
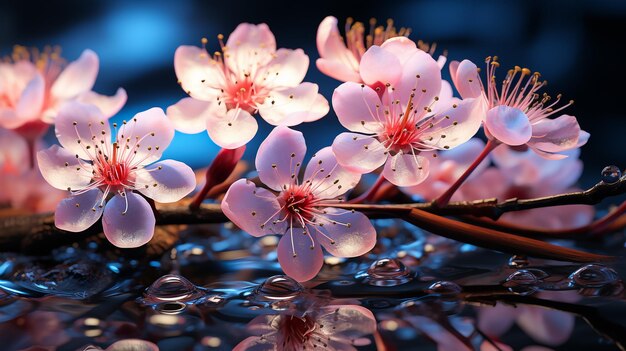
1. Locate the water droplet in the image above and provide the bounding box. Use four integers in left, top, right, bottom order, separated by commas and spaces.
356, 258, 414, 286
155, 301, 187, 314
139, 274, 205, 305
508, 255, 529, 268
253, 275, 303, 301
601, 165, 621, 183
569, 264, 620, 288
426, 281, 462, 295
503, 270, 540, 295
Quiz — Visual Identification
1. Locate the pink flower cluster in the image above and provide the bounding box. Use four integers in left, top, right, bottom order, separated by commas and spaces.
0, 17, 593, 283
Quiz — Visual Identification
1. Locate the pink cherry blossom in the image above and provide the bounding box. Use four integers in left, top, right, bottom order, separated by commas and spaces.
0, 128, 64, 213
477, 290, 580, 346
37, 102, 196, 248
0, 46, 126, 141
233, 304, 376, 351
489, 146, 594, 229
450, 146, 593, 229
221, 126, 376, 281
167, 23, 329, 149
316, 16, 447, 83
330, 44, 484, 187
449, 57, 588, 159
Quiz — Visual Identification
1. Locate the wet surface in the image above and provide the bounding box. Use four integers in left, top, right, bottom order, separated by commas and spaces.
1, 219, 625, 351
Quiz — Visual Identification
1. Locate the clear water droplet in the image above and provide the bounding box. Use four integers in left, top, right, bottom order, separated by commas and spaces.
426, 281, 462, 295
356, 258, 414, 286
601, 165, 622, 183
569, 264, 620, 288
253, 275, 303, 301
139, 274, 205, 305
503, 270, 540, 295
508, 255, 529, 268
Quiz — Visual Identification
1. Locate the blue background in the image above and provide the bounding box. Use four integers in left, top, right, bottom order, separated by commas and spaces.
2, 0, 625, 187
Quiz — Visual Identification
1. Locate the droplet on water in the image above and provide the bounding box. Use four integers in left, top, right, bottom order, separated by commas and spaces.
356, 258, 414, 286
601, 165, 621, 183
508, 255, 529, 268
503, 270, 540, 295
569, 264, 620, 288
140, 274, 205, 305
253, 275, 303, 301
427, 281, 462, 296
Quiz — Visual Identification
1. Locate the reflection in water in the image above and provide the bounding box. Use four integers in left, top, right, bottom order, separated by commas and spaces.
233, 303, 376, 351
0, 219, 624, 350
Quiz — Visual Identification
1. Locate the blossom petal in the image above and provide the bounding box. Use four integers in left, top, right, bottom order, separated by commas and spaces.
382, 152, 429, 187
174, 45, 226, 101
359, 45, 402, 86
55, 102, 110, 160
221, 179, 288, 237
55, 189, 104, 232
395, 50, 442, 112
0, 128, 29, 175
225, 23, 277, 73
303, 146, 360, 199
332, 82, 384, 134
256, 126, 306, 191
118, 107, 174, 165
37, 145, 93, 191
257, 83, 322, 126
76, 87, 127, 118
528, 115, 581, 154
102, 192, 155, 248
517, 304, 575, 346
316, 58, 362, 83
420, 97, 484, 150
315, 208, 376, 257
485, 106, 532, 146
135, 160, 196, 203
206, 108, 258, 149
380, 36, 418, 65
0, 108, 21, 129
166, 98, 215, 134
477, 304, 518, 337
51, 49, 99, 99
302, 93, 330, 122
16, 72, 44, 121
260, 48, 309, 88
332, 133, 387, 174
277, 227, 324, 282
449, 59, 483, 99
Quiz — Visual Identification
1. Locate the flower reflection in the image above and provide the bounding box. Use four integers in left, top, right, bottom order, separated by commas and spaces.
477, 290, 580, 346
234, 303, 376, 351
81, 339, 159, 351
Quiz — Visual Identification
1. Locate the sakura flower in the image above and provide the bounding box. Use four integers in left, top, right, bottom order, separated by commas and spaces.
0, 128, 64, 213
449, 57, 588, 159
81, 339, 159, 351
221, 126, 376, 281
488, 146, 594, 229
477, 290, 580, 346
0, 46, 126, 141
167, 23, 329, 149
233, 304, 376, 351
36, 102, 195, 248
330, 44, 484, 187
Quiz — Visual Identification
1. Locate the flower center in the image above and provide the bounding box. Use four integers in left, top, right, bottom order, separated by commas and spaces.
281, 185, 316, 222
344, 17, 410, 61
224, 78, 263, 113
93, 144, 133, 189
278, 315, 317, 347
